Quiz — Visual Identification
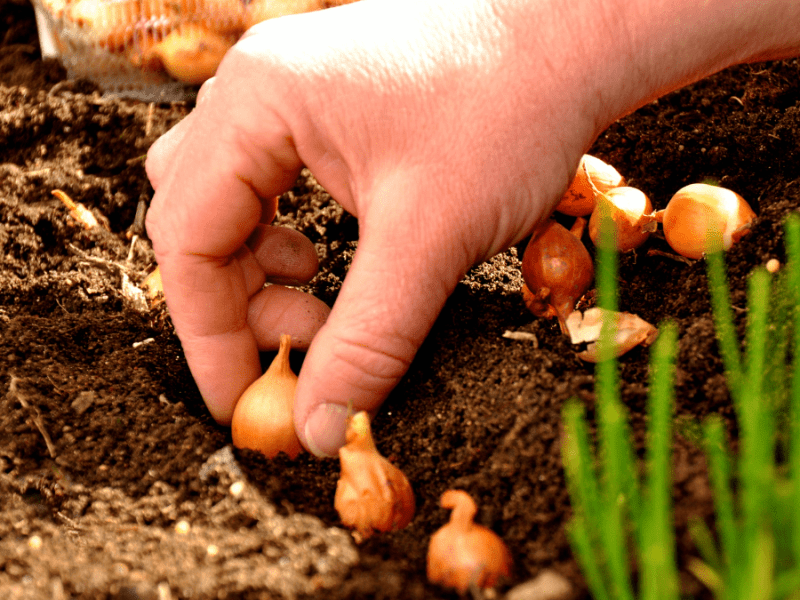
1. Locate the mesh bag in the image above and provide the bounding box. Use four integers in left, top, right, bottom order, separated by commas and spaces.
32, 0, 333, 101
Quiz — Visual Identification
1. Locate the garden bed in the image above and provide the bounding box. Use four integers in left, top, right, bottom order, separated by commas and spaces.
2, 0, 800, 597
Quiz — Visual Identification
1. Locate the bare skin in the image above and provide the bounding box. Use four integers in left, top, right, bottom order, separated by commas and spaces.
146, 0, 800, 455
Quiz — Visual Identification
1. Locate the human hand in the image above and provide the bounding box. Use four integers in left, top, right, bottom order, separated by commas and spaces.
146, 0, 798, 455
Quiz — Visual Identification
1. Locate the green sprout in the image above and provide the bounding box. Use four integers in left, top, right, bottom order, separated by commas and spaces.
562, 212, 800, 600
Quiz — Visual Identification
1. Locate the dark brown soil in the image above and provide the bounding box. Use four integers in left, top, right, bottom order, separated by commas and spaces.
2, 0, 800, 597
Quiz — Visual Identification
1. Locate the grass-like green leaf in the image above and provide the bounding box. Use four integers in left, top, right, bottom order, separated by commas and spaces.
562, 208, 679, 600
564, 214, 800, 600
785, 214, 800, 570
706, 248, 745, 408
703, 416, 739, 597
640, 322, 679, 600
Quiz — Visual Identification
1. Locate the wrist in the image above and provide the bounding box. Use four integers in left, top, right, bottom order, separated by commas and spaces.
598, 0, 800, 123
502, 0, 800, 139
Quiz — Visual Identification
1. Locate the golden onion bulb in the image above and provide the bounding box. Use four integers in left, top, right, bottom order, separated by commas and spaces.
588, 187, 654, 251
658, 183, 755, 259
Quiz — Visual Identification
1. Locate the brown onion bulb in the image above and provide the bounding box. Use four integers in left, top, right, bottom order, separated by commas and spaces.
231, 333, 303, 459
143, 24, 234, 85
656, 183, 756, 259
427, 490, 512, 593
334, 411, 415, 539
521, 220, 594, 333
555, 154, 626, 217
588, 187, 654, 251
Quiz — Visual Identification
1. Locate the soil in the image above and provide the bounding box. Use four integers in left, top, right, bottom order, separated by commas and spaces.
2, 0, 800, 598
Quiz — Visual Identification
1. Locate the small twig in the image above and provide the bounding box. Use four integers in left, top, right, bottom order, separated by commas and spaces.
56, 511, 83, 532
23, 168, 52, 177
45, 374, 67, 393
68, 243, 121, 272
145, 102, 155, 137
502, 330, 539, 346
646, 248, 695, 265
128, 193, 148, 238
125, 155, 148, 166
47, 80, 79, 97
127, 234, 140, 262
9, 375, 57, 459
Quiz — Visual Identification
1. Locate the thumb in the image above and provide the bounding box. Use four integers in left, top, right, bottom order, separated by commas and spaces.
294, 181, 470, 456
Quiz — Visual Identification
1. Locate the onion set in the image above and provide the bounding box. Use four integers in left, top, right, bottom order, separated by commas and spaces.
655, 183, 755, 259
427, 490, 512, 593
588, 186, 654, 251
231, 333, 303, 459
140, 25, 235, 85
521, 219, 594, 332
334, 411, 415, 539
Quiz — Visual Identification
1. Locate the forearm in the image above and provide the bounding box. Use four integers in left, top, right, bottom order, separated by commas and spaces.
499, 0, 800, 143
617, 0, 800, 105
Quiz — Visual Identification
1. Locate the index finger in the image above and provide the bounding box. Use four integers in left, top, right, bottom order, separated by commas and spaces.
145, 75, 303, 424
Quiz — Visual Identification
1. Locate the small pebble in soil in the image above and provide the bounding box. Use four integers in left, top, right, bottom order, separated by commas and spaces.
229, 481, 245, 497
766, 258, 780, 273
174, 520, 190, 535
505, 569, 574, 600
27, 535, 43, 549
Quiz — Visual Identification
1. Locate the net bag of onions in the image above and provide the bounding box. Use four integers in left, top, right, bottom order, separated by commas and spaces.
32, 0, 359, 100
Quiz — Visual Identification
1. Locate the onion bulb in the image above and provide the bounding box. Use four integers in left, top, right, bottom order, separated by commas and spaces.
334, 411, 415, 539
427, 490, 512, 593
143, 24, 234, 84
588, 187, 654, 251
521, 220, 594, 333
656, 183, 756, 259
555, 154, 626, 217
231, 333, 303, 459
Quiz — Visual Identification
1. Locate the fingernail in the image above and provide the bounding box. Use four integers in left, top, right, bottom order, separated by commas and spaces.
304, 403, 349, 458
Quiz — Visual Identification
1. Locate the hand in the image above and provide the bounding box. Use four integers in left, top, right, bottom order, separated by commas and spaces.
146, 0, 797, 455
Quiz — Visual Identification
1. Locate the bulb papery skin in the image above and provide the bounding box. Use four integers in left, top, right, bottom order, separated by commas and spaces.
231, 334, 303, 459
661, 183, 756, 259
521, 220, 594, 333
427, 490, 512, 593
334, 411, 415, 539
555, 154, 626, 217
588, 187, 654, 251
